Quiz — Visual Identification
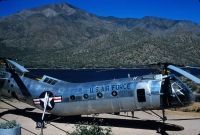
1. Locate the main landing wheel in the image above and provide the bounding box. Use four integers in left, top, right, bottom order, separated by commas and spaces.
36, 121, 45, 129
157, 126, 168, 135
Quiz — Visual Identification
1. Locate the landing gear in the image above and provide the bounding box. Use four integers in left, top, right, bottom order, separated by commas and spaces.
162, 109, 167, 122
157, 127, 167, 135
146, 109, 167, 134
156, 109, 167, 135
36, 121, 45, 128
131, 111, 134, 118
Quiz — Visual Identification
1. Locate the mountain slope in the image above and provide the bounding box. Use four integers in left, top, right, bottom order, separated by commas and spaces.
0, 3, 200, 68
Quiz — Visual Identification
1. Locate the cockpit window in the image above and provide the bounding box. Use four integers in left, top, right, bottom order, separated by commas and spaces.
43, 78, 49, 83
50, 79, 57, 85
171, 82, 184, 96
171, 82, 181, 90
43, 77, 57, 85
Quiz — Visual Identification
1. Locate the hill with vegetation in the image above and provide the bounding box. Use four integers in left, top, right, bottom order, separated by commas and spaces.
0, 3, 200, 68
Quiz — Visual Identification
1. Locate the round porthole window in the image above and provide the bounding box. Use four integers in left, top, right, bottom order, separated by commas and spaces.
97, 92, 103, 98
112, 91, 118, 97
70, 95, 75, 100
83, 94, 89, 99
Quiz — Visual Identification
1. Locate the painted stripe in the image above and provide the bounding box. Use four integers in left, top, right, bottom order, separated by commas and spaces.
34, 101, 40, 104
54, 100, 61, 103
33, 99, 40, 102
53, 97, 62, 100
33, 96, 62, 104
54, 98, 61, 101
54, 96, 62, 102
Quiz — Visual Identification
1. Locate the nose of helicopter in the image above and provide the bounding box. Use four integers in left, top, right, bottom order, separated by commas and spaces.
184, 90, 195, 105
170, 78, 195, 107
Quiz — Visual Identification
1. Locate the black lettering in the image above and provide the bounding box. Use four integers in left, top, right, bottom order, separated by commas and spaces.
90, 88, 94, 93
96, 86, 99, 92
101, 86, 104, 92
116, 85, 120, 90
127, 83, 131, 89
112, 85, 115, 90
123, 84, 127, 89
105, 85, 110, 91
119, 84, 123, 89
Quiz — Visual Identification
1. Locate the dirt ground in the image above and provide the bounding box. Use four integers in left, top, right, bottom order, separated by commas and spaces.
0, 99, 200, 135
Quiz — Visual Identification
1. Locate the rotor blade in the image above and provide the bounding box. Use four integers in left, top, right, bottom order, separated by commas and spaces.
4, 59, 31, 97
168, 65, 200, 84
6, 59, 29, 73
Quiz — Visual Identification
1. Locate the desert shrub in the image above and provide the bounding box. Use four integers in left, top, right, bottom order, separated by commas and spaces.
69, 122, 112, 135
196, 107, 200, 112
0, 120, 20, 129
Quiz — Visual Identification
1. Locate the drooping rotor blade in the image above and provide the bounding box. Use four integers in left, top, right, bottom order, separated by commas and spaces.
6, 59, 29, 73
3, 59, 31, 97
168, 65, 200, 84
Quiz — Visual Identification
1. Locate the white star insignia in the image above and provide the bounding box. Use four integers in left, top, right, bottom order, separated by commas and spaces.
40, 92, 53, 108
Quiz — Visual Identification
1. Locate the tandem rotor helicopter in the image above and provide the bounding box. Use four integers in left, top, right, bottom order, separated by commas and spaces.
0, 58, 200, 133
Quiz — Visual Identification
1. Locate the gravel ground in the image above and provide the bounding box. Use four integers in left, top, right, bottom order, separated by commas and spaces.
0, 99, 200, 135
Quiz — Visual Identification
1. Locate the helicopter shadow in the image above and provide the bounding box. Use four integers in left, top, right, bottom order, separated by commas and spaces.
0, 108, 185, 133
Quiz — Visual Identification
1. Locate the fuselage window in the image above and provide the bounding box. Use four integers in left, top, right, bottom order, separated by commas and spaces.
137, 89, 146, 102
112, 91, 118, 97
97, 92, 103, 98
83, 94, 89, 99
70, 95, 76, 101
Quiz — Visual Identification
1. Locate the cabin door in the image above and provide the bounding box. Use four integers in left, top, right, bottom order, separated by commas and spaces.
135, 88, 151, 109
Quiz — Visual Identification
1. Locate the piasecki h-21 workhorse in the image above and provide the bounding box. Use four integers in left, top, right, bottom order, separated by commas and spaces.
0, 58, 200, 133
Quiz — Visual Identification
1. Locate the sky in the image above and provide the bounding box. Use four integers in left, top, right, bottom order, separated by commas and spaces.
0, 0, 200, 23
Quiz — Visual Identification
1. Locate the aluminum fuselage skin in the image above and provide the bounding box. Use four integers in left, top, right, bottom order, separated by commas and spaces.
0, 70, 162, 116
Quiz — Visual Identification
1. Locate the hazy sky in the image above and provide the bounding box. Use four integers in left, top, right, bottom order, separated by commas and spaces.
0, 0, 200, 23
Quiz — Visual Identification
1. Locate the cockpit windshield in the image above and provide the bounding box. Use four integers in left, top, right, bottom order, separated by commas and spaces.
171, 82, 185, 96
169, 76, 194, 107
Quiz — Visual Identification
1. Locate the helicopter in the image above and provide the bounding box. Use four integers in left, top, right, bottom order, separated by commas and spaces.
0, 58, 200, 133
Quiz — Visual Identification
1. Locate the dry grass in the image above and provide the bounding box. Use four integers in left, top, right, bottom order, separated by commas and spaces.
173, 102, 200, 112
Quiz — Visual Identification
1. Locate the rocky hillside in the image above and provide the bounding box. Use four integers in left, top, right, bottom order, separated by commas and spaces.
0, 3, 200, 68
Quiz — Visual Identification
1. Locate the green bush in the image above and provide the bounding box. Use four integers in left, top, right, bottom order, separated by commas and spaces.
0, 120, 20, 129
69, 122, 112, 135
